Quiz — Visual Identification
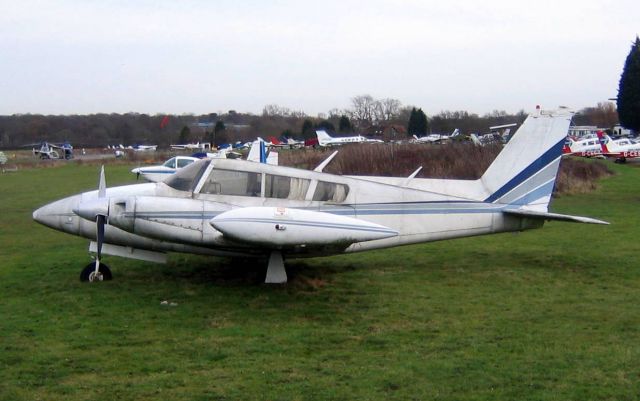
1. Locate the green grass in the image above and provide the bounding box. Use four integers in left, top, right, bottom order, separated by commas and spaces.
1, 162, 639, 400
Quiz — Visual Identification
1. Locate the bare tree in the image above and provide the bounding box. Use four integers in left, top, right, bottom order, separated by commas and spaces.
262, 104, 292, 117
350, 94, 376, 128
376, 98, 402, 121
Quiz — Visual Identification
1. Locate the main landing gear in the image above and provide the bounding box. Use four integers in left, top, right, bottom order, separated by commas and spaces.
80, 261, 113, 282
265, 251, 287, 284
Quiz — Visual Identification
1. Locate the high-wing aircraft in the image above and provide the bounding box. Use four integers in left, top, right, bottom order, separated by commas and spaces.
597, 131, 640, 163
33, 106, 607, 284
315, 130, 383, 146
170, 142, 212, 151
31, 141, 74, 159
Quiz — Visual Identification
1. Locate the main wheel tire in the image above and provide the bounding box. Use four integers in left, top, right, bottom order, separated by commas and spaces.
80, 262, 113, 282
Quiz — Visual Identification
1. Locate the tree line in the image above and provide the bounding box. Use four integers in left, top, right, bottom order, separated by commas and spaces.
0, 98, 621, 150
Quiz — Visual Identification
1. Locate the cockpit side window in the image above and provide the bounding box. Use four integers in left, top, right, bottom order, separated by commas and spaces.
200, 169, 261, 197
165, 160, 210, 192
264, 174, 310, 200
312, 181, 349, 202
177, 158, 195, 168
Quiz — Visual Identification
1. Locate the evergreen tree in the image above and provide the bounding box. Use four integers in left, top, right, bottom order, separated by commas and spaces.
338, 115, 353, 133
316, 120, 335, 132
178, 126, 191, 144
407, 107, 428, 135
301, 119, 314, 139
213, 121, 227, 145
617, 36, 640, 132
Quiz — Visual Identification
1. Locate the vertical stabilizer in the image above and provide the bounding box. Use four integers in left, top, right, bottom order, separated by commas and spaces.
481, 107, 573, 211
315, 130, 333, 146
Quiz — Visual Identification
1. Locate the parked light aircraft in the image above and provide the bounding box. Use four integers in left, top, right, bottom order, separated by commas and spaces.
267, 136, 305, 149
131, 156, 200, 182
130, 144, 157, 152
562, 134, 603, 157
31, 141, 74, 159
412, 129, 460, 143
315, 130, 383, 146
170, 142, 211, 151
597, 131, 640, 163
33, 106, 607, 284
132, 140, 277, 182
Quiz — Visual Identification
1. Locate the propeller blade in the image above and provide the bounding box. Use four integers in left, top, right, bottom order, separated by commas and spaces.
96, 214, 105, 261
98, 165, 106, 198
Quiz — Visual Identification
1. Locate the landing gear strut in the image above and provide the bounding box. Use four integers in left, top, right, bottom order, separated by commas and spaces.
265, 251, 287, 283
80, 261, 113, 282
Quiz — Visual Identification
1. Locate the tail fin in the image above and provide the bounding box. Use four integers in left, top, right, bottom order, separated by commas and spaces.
481, 107, 573, 211
470, 133, 483, 146
247, 138, 266, 163
596, 131, 612, 153
315, 130, 333, 145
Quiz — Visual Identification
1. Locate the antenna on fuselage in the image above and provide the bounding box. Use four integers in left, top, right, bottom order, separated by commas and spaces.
313, 150, 338, 172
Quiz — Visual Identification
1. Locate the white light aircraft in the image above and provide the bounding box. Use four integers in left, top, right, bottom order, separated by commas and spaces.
562, 134, 603, 157
597, 131, 640, 163
412, 129, 460, 143
132, 141, 276, 182
131, 156, 200, 182
33, 107, 607, 284
315, 130, 383, 146
170, 142, 212, 151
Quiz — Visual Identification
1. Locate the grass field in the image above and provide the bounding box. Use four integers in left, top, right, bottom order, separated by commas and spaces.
1, 161, 639, 400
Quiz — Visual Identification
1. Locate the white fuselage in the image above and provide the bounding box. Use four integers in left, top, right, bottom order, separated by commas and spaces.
34, 158, 539, 260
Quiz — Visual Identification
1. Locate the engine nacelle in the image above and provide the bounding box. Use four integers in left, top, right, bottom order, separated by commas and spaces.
210, 206, 398, 248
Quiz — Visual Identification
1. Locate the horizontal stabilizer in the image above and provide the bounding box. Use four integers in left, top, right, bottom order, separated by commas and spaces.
503, 209, 609, 225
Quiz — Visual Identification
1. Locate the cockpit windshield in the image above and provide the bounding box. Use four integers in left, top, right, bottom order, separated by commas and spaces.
165, 160, 210, 192
162, 157, 177, 168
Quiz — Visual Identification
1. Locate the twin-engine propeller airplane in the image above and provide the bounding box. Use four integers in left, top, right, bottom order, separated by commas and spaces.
33, 106, 607, 284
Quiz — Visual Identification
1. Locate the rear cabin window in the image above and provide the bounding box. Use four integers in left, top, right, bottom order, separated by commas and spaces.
264, 174, 310, 200
312, 181, 349, 202
200, 169, 261, 196
177, 158, 195, 168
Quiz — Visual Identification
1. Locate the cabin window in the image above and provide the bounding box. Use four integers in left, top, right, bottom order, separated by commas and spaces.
165, 160, 210, 192
200, 169, 261, 196
312, 181, 349, 202
264, 174, 310, 200
177, 158, 195, 168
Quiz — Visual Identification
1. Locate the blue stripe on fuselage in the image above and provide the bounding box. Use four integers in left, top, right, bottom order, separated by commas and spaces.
484, 138, 565, 203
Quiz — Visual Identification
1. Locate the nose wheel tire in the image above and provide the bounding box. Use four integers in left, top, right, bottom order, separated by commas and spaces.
80, 262, 113, 282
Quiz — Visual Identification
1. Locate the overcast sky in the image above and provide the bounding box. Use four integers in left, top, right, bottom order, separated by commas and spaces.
1, 0, 638, 116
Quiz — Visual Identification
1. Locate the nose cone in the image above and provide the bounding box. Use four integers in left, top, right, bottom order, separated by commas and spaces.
33, 202, 61, 229
33, 195, 81, 232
